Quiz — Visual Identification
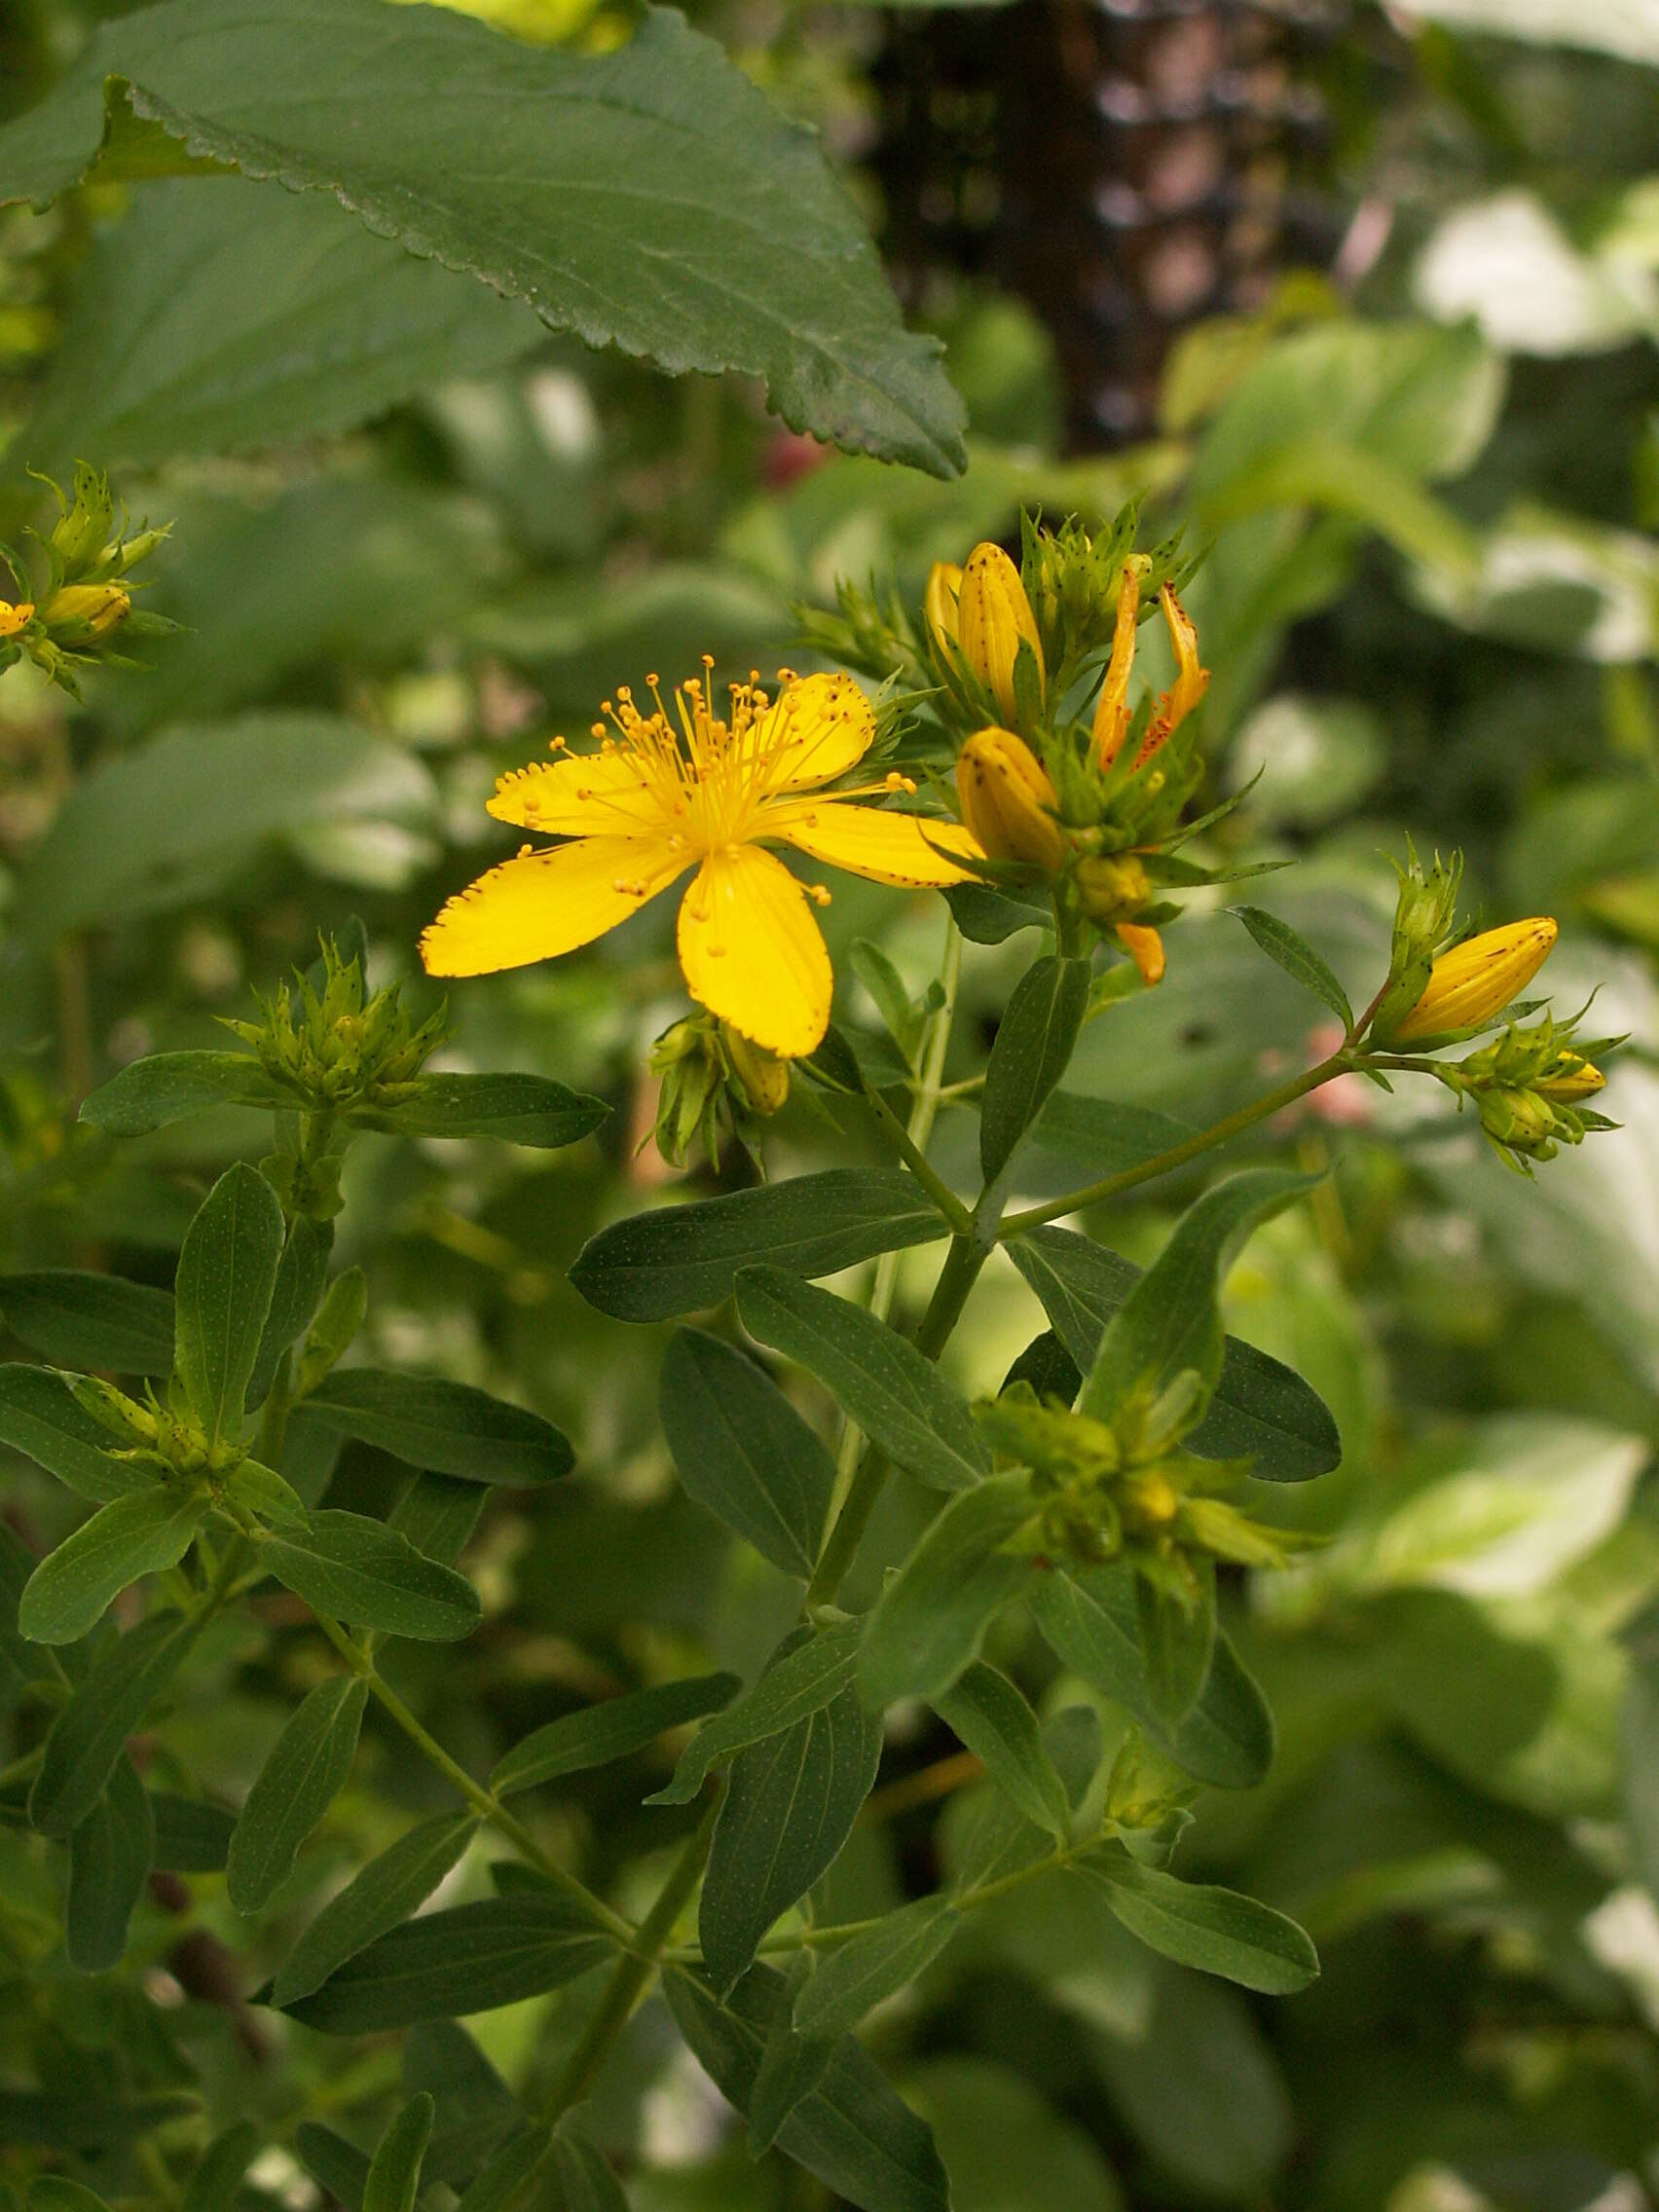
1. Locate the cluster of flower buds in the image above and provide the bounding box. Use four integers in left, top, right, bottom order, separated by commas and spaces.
0, 464, 173, 695
1354, 845, 1618, 1173
977, 1377, 1309, 1593
920, 512, 1228, 986
648, 1011, 791, 1171
224, 938, 447, 1121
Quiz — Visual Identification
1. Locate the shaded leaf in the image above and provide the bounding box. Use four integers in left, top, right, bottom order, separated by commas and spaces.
794, 1897, 960, 2039
362, 2095, 433, 2212
933, 1663, 1069, 1840
1079, 1853, 1319, 1994
358, 1072, 608, 1150
491, 1675, 739, 1799
227, 1676, 368, 1914
79, 1051, 294, 1137
0, 1272, 174, 1375
980, 955, 1091, 1186
32, 1610, 201, 1835
1231, 906, 1354, 1031
259, 1510, 481, 1641
661, 1329, 835, 1576
18, 1489, 205, 1645
0, 1366, 154, 1502
858, 1474, 1036, 1711
273, 1811, 478, 2008
64, 1753, 154, 1973
653, 1626, 862, 1807
304, 1369, 572, 1487
173, 1162, 286, 1447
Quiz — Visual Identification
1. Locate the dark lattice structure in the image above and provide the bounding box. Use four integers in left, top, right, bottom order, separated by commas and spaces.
873, 0, 1370, 448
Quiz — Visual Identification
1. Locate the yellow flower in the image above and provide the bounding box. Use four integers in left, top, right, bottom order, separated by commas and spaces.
922, 562, 962, 658
1115, 922, 1165, 988
0, 599, 34, 640
1093, 570, 1207, 771
956, 542, 1045, 724
1534, 1053, 1604, 1103
955, 727, 1066, 872
1392, 917, 1558, 1043
422, 665, 982, 1057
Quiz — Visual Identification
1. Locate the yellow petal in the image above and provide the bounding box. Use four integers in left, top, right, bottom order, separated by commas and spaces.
1116, 923, 1165, 987
1392, 917, 1557, 1041
958, 543, 1044, 725
488, 750, 667, 836
741, 672, 875, 795
677, 846, 832, 1055
955, 728, 1065, 872
764, 796, 983, 887
422, 834, 688, 977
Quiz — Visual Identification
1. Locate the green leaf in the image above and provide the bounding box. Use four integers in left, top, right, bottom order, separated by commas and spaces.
174, 1162, 286, 1448
79, 1051, 295, 1137
303, 1370, 572, 1487
278, 1895, 613, 2033
13, 715, 436, 943
1009, 1226, 1341, 1481
0, 0, 964, 476
387, 1471, 485, 1569
570, 1170, 949, 1322
30, 2186, 113, 2212
979, 955, 1092, 1187
272, 1812, 479, 2009
794, 1897, 960, 2039
1029, 1092, 1198, 1184
1031, 1567, 1274, 1790
1135, 1561, 1218, 1727
491, 1675, 739, 1799
454, 2129, 553, 2212
249, 1216, 333, 1414
18, 1489, 205, 1645
701, 1677, 883, 1995
550, 2133, 628, 2212
736, 1269, 989, 1493
21, 177, 544, 473
294, 2125, 370, 2212
258, 1510, 482, 1641
849, 940, 928, 1066
652, 1626, 862, 1807
357, 1072, 608, 1150
1231, 906, 1354, 1031
858, 1474, 1036, 1711
150, 1791, 236, 1874
32, 1611, 201, 1835
0, 1367, 154, 1502
665, 1965, 950, 2212
223, 1458, 312, 1532
1079, 1853, 1319, 1994
0, 1272, 175, 1375
660, 1329, 835, 1577
181, 2124, 261, 2212
1075, 1168, 1318, 1423
227, 1676, 368, 1914
64, 1752, 154, 1974
933, 1663, 1070, 1840
750, 1971, 834, 2157
363, 2095, 433, 2212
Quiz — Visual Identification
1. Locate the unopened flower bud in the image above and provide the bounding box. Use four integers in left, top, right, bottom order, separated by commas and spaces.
1390, 918, 1558, 1044
956, 542, 1044, 724
922, 561, 962, 656
1478, 1086, 1563, 1160
1115, 923, 1165, 987
955, 728, 1066, 872
44, 581, 130, 641
1076, 852, 1152, 923
1534, 1054, 1604, 1103
0, 600, 33, 640
721, 1025, 791, 1117
50, 465, 114, 571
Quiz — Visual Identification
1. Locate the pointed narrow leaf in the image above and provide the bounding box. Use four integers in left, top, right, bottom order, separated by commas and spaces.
736, 1269, 989, 1493
173, 1162, 286, 1445
249, 1216, 332, 1412
0, 1272, 175, 1375
1009, 1226, 1340, 1480
750, 1972, 834, 2156
1232, 906, 1354, 1031
1032, 1567, 1273, 1790
182, 2124, 260, 2212
273, 1811, 478, 2008
1136, 1561, 1217, 1727
303, 1369, 572, 1486
491, 1674, 739, 1799
294, 2124, 371, 2212
0, 1367, 154, 1501
79, 1051, 295, 1136
665, 1965, 951, 2212
858, 1474, 1036, 1711
455, 2130, 553, 2212
661, 1329, 834, 1576
388, 1471, 485, 1567
1079, 1852, 1319, 1993
150, 1792, 236, 1874
571, 1170, 949, 1322
652, 1626, 861, 1806
64, 1753, 154, 1973
32, 1610, 202, 1835
550, 2133, 628, 2212
362, 2095, 433, 2212
700, 1682, 883, 1995
259, 1510, 481, 1641
933, 1663, 1070, 1839
227, 1676, 368, 1913
794, 1898, 959, 2039
980, 956, 1092, 1186
278, 1895, 613, 2032
18, 1489, 205, 1645
357, 1071, 608, 1149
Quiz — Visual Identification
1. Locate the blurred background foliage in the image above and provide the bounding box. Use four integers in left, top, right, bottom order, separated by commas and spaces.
4, 1, 1659, 2207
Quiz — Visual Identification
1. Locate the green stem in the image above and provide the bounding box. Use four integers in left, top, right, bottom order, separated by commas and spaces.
542, 1791, 720, 2122
861, 1081, 972, 1235
998, 1051, 1353, 1239
307, 1607, 634, 1945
